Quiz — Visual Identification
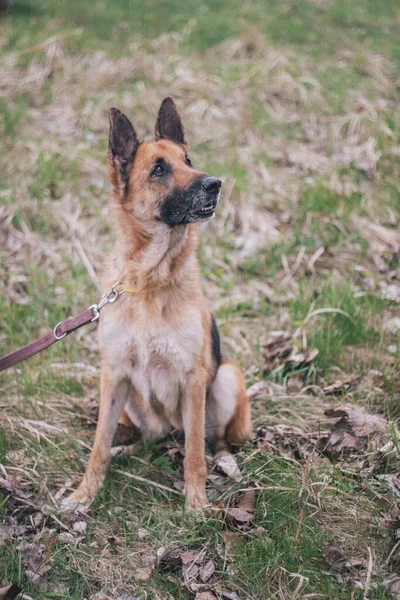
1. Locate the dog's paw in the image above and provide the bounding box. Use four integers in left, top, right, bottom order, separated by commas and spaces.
59, 489, 92, 513
185, 485, 209, 513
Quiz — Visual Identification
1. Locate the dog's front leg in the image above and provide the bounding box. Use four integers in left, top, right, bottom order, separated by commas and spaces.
61, 360, 129, 510
183, 367, 208, 512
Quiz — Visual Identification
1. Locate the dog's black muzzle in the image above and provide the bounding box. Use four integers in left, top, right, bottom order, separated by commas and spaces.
160, 176, 222, 226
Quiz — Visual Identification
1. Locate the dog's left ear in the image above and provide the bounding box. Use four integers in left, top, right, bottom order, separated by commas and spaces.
155, 97, 187, 147
108, 108, 140, 195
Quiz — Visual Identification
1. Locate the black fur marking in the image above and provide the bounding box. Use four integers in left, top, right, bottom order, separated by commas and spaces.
211, 314, 222, 367
159, 177, 220, 226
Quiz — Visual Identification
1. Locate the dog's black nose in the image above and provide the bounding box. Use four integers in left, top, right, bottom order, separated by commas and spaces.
202, 177, 222, 193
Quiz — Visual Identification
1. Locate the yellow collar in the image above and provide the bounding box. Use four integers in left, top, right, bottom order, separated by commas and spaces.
115, 282, 164, 295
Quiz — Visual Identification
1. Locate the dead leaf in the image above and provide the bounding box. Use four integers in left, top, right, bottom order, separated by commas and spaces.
384, 575, 400, 598
200, 560, 215, 583
214, 452, 242, 482
262, 331, 292, 369
1, 516, 27, 538
319, 405, 388, 456
287, 373, 304, 393
195, 593, 217, 600
133, 566, 154, 581
262, 331, 319, 374
224, 507, 254, 524
72, 521, 87, 534
325, 406, 387, 437
238, 488, 256, 513
181, 550, 202, 565
285, 347, 319, 370
220, 592, 240, 600
322, 544, 347, 572
323, 376, 358, 394
257, 424, 318, 461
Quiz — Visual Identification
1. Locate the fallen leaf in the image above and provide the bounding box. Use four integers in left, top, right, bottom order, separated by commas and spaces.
200, 560, 215, 583
384, 575, 400, 598
72, 521, 87, 534
195, 593, 217, 600
220, 592, 240, 600
238, 488, 256, 512
323, 376, 357, 394
133, 566, 154, 581
214, 452, 242, 482
262, 331, 319, 374
325, 406, 387, 437
224, 507, 254, 524
285, 347, 319, 370
181, 550, 202, 565
1, 516, 27, 537
262, 331, 292, 370
287, 373, 304, 393
319, 405, 388, 456
322, 544, 347, 572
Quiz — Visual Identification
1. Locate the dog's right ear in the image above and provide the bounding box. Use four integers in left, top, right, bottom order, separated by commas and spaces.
108, 108, 139, 194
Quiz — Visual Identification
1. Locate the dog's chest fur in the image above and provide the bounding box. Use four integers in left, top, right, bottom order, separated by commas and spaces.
99, 296, 204, 434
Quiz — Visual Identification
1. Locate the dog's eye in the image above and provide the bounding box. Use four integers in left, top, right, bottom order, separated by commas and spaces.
185, 155, 193, 168
153, 164, 165, 176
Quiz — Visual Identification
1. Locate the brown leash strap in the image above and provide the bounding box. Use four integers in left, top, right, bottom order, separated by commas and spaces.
0, 282, 124, 373
0, 307, 97, 373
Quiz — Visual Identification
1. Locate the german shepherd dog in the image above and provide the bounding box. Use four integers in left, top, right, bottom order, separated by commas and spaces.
62, 98, 252, 512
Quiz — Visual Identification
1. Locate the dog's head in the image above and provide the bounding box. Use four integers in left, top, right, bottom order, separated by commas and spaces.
108, 98, 221, 226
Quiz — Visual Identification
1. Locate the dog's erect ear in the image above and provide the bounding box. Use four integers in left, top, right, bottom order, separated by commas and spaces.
108, 108, 139, 192
155, 97, 187, 147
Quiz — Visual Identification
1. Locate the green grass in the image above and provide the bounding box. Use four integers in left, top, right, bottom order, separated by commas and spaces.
290, 281, 384, 371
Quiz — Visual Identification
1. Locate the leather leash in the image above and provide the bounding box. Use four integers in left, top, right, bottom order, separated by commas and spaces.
0, 283, 124, 373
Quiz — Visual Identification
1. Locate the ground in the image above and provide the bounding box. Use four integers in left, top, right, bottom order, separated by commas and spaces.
1, 1, 400, 599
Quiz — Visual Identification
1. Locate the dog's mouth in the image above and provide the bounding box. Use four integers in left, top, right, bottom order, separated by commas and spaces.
192, 189, 221, 221
195, 203, 216, 220
160, 182, 221, 226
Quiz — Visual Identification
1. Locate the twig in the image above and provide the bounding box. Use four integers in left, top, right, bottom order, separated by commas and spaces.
293, 510, 304, 543
115, 469, 181, 496
363, 546, 374, 600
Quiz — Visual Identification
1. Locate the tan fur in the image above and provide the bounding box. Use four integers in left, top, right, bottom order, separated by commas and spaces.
62, 102, 252, 512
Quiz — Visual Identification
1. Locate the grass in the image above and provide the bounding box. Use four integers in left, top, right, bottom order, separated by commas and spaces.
1, 0, 400, 598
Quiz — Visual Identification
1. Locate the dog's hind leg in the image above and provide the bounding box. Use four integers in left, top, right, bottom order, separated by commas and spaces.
206, 359, 252, 455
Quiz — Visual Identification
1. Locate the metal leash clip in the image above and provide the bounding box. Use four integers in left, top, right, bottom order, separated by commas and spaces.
89, 282, 122, 322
